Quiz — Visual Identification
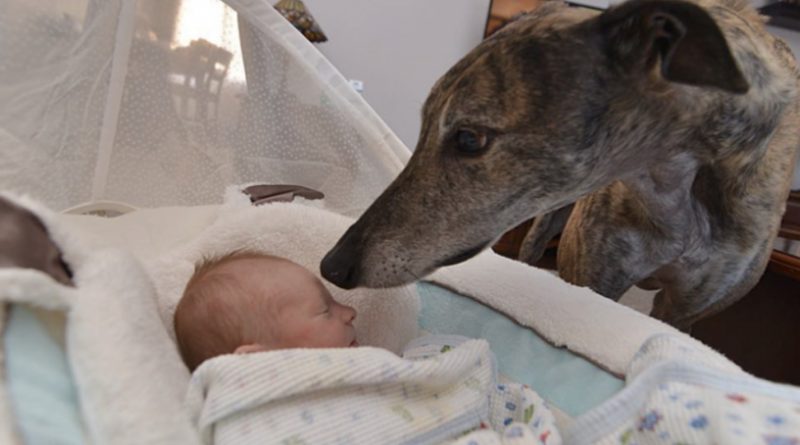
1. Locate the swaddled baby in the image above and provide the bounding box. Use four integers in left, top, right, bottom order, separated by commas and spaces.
174, 252, 358, 371
175, 253, 559, 445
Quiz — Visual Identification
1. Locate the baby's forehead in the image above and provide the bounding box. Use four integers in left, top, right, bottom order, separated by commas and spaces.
219, 256, 309, 278
218, 256, 325, 295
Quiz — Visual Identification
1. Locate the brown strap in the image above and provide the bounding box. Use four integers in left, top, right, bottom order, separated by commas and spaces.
242, 184, 325, 206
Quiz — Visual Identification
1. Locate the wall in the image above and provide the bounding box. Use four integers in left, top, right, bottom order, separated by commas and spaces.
301, 0, 491, 149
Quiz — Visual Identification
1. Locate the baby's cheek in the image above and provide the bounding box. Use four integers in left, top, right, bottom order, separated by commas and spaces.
305, 321, 339, 347
284, 322, 317, 346
311, 323, 341, 347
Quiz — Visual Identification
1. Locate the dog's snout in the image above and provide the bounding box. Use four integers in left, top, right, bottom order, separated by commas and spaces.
320, 229, 363, 289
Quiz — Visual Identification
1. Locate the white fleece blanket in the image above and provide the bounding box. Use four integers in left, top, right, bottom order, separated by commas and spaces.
187, 335, 561, 445
0, 193, 200, 444
147, 190, 420, 354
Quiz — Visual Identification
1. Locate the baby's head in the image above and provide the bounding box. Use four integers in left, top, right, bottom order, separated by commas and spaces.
174, 252, 357, 371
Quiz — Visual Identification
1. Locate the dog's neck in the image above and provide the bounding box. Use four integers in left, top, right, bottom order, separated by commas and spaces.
613, 51, 794, 229
620, 152, 705, 233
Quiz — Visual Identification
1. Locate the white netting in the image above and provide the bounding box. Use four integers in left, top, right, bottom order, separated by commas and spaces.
0, 0, 410, 216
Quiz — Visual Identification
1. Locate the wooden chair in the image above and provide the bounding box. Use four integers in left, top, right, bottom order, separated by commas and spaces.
170, 39, 233, 133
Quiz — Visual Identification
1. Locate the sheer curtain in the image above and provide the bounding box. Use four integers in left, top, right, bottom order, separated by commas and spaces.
0, 0, 409, 215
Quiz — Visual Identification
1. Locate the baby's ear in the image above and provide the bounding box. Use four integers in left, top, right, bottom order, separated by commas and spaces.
234, 344, 269, 354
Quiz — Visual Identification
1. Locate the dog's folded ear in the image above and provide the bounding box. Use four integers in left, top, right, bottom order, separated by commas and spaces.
596, 0, 749, 94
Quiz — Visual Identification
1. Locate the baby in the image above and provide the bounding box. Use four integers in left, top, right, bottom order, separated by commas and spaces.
176, 252, 558, 445
174, 252, 358, 371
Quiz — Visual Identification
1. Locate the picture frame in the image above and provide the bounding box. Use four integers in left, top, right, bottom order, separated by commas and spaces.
484, 0, 544, 38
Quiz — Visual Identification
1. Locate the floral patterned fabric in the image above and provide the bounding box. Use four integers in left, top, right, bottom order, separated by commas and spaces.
406, 335, 561, 445
565, 334, 800, 445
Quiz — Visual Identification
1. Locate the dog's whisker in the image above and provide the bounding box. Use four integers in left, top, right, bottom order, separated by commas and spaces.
402, 264, 422, 282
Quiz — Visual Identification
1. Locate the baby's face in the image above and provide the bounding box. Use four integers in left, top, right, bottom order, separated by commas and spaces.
235, 258, 358, 349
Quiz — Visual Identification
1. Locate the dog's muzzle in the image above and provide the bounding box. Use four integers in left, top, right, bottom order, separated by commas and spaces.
435, 243, 489, 268
321, 228, 363, 289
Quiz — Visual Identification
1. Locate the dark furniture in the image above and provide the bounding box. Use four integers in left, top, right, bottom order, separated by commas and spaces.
691, 192, 800, 385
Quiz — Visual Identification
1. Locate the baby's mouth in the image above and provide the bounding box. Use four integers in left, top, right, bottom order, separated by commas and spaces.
350, 339, 359, 347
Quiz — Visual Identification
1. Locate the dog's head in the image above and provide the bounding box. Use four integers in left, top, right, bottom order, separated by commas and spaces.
321, 0, 749, 289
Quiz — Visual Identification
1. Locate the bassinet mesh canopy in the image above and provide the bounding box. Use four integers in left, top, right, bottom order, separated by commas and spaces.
0, 0, 410, 216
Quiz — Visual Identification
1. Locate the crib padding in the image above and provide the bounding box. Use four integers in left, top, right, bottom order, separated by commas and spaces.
417, 282, 622, 418
427, 251, 715, 378
5, 306, 84, 444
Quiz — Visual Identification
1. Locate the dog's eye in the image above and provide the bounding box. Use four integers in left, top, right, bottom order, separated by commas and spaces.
455, 129, 489, 155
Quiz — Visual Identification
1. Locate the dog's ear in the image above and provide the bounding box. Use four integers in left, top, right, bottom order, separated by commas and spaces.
596, 0, 749, 94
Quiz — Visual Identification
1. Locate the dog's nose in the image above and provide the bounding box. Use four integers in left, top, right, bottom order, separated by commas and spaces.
320, 229, 363, 289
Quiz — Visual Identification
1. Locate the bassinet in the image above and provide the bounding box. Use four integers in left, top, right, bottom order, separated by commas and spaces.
0, 0, 793, 444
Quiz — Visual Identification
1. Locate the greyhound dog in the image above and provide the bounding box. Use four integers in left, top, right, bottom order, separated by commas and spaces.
321, 0, 800, 330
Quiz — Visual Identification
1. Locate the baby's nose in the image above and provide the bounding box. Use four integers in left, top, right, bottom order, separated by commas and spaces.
341, 304, 356, 324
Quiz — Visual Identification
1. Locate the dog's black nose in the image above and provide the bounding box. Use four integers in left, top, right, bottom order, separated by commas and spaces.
320, 229, 363, 289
